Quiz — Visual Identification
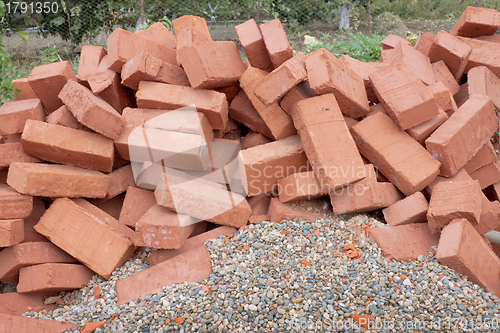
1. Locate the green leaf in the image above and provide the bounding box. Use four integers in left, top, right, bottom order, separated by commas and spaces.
51, 17, 66, 26
36, 14, 43, 22
16, 30, 29, 42
0, 1, 4, 17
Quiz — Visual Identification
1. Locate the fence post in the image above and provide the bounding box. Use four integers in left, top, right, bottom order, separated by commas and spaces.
256, 0, 261, 25
140, 0, 145, 27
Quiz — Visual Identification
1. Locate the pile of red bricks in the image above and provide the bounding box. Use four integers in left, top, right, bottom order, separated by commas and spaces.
1, 6, 500, 329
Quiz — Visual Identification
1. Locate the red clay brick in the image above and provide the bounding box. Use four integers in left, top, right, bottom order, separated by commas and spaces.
425, 94, 498, 177
0, 184, 32, 220
128, 128, 211, 172
450, 6, 500, 38
121, 51, 189, 90
493, 200, 500, 217
306, 48, 369, 118
240, 131, 273, 150
72, 198, 135, 241
0, 293, 57, 316
292, 94, 367, 192
0, 242, 78, 283
106, 28, 177, 72
116, 245, 212, 306
7, 162, 109, 198
254, 53, 307, 105
238, 134, 309, 196
91, 56, 136, 114
475, 194, 500, 235
368, 223, 440, 261
0, 313, 77, 332
381, 34, 411, 50
58, 80, 125, 140
352, 112, 441, 196
369, 64, 439, 130
21, 120, 115, 173
121, 107, 171, 128
268, 197, 319, 223
379, 49, 393, 62
28, 61, 77, 113
406, 109, 449, 145
431, 81, 458, 116
0, 170, 6, 184
134, 205, 197, 249
155, 173, 251, 228
182, 138, 241, 185
340, 55, 388, 104
382, 192, 428, 226
34, 198, 134, 279
1, 134, 21, 143
239, 67, 296, 140
46, 105, 83, 130
77, 45, 107, 82
458, 37, 500, 76
386, 41, 436, 85
428, 30, 472, 80
427, 179, 482, 234
235, 19, 274, 72
469, 160, 500, 189
22, 197, 47, 243
468, 65, 500, 108
464, 141, 497, 174
247, 193, 271, 216
454, 82, 470, 107
11, 78, 38, 101
95, 193, 124, 220
437, 218, 500, 296
279, 82, 315, 116
277, 171, 327, 203
0, 99, 45, 135
178, 41, 247, 89
215, 85, 240, 103
92, 164, 136, 204
136, 81, 228, 130
17, 263, 94, 293
134, 22, 177, 50
0, 142, 41, 168
330, 181, 404, 215
86, 71, 112, 95
0, 219, 23, 247
415, 32, 436, 57
476, 35, 500, 43
146, 226, 237, 266
172, 15, 211, 51
366, 103, 387, 118
134, 162, 162, 189
432, 60, 461, 95
259, 19, 293, 68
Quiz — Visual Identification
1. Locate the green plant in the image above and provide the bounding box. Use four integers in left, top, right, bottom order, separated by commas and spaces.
69, 54, 79, 74
40, 42, 60, 64
0, 0, 29, 104
142, 15, 172, 31
304, 32, 384, 62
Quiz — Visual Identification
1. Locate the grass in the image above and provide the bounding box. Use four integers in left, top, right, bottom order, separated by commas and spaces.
304, 32, 384, 62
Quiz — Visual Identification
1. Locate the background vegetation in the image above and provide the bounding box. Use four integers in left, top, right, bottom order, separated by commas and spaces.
0, 0, 499, 103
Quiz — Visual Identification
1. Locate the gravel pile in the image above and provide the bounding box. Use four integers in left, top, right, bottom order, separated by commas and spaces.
23, 215, 500, 332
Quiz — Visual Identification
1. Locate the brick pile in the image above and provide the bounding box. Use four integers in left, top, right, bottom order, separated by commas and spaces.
1, 6, 500, 329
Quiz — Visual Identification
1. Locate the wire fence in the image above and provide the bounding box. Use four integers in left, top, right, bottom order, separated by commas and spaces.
1, 0, 499, 60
